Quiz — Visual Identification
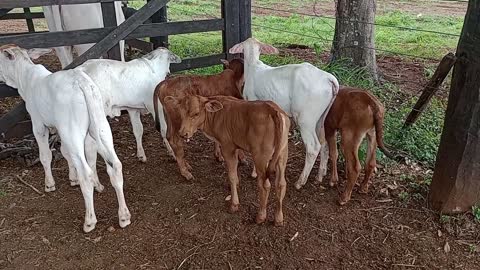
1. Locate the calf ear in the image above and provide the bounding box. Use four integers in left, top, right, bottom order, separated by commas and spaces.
220, 59, 229, 68
205, 100, 223, 113
27, 48, 52, 60
229, 43, 244, 54
1, 48, 15, 60
164, 95, 178, 105
259, 43, 279, 55
169, 52, 182, 64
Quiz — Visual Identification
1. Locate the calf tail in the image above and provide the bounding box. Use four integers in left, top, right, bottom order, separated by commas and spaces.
77, 72, 114, 166
358, 91, 397, 160
153, 85, 162, 132
267, 110, 288, 181
316, 76, 339, 136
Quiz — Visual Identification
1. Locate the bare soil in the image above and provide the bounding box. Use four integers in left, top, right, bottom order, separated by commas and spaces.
1, 114, 480, 270
0, 3, 477, 269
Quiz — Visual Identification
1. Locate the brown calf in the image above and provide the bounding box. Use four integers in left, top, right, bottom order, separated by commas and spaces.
318, 87, 393, 205
166, 95, 291, 226
153, 59, 246, 180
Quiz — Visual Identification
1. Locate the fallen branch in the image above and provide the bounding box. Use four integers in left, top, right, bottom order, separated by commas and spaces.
15, 174, 42, 195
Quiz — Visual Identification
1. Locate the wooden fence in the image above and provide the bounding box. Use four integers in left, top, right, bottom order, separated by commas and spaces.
0, 0, 251, 140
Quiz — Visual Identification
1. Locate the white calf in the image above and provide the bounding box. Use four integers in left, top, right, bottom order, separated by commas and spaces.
42, 2, 125, 68
230, 38, 339, 189
0, 44, 130, 233
78, 48, 180, 160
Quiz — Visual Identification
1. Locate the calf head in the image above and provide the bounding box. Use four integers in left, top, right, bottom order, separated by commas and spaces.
143, 47, 181, 64
229, 38, 278, 60
221, 58, 245, 94
0, 44, 51, 87
165, 95, 223, 139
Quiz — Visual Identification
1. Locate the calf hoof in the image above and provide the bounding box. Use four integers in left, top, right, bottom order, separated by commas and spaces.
316, 175, 323, 184
45, 185, 56, 192
229, 203, 240, 213
181, 172, 194, 181
338, 197, 349, 206
239, 158, 248, 166
94, 183, 105, 193
251, 170, 258, 179
138, 155, 147, 163
215, 155, 224, 163
294, 182, 303, 190
274, 220, 285, 227
70, 180, 79, 187
255, 213, 267, 224
359, 185, 369, 194
119, 209, 131, 228
329, 180, 337, 187
83, 221, 96, 233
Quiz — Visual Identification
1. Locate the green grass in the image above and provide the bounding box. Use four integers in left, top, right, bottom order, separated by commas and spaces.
0, 189, 6, 198
473, 205, 480, 222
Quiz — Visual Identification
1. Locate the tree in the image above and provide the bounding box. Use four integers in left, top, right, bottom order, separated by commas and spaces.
331, 0, 378, 81
428, 0, 480, 213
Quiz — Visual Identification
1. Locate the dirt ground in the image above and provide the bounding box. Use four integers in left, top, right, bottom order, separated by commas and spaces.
1, 2, 479, 269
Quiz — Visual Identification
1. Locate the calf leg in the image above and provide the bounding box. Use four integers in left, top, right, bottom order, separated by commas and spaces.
326, 131, 339, 187
316, 127, 330, 184
253, 157, 271, 224
169, 134, 193, 180
214, 142, 224, 162
339, 131, 363, 205
60, 143, 78, 186
62, 137, 97, 232
85, 135, 103, 193
295, 124, 321, 189
95, 138, 131, 229
222, 147, 240, 212
274, 149, 288, 226
32, 123, 55, 192
360, 129, 377, 194
128, 109, 147, 163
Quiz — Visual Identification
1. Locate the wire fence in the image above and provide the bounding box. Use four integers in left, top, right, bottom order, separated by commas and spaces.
167, 1, 460, 62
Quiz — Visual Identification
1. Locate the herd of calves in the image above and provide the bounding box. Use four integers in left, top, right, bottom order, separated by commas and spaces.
0, 38, 394, 233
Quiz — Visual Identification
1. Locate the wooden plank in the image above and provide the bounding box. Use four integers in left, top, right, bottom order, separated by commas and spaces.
0, 19, 223, 49
239, 0, 252, 41
101, 1, 121, 60
428, 0, 480, 213
64, 0, 169, 69
171, 53, 226, 72
221, 0, 240, 60
23, 8, 36, 33
0, 84, 19, 98
0, 103, 28, 139
0, 12, 44, 20
148, 0, 168, 48
2, 121, 32, 141
125, 39, 153, 52
0, 0, 114, 9
0, 8, 13, 17
404, 53, 456, 127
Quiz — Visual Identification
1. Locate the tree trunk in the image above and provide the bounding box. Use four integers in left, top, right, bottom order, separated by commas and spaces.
428, 0, 480, 213
331, 0, 378, 81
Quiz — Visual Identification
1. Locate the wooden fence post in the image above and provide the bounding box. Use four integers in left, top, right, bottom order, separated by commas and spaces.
222, 0, 240, 60
403, 52, 456, 128
23, 8, 35, 33
101, 2, 122, 60
148, 0, 168, 48
428, 0, 480, 213
239, 0, 251, 41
